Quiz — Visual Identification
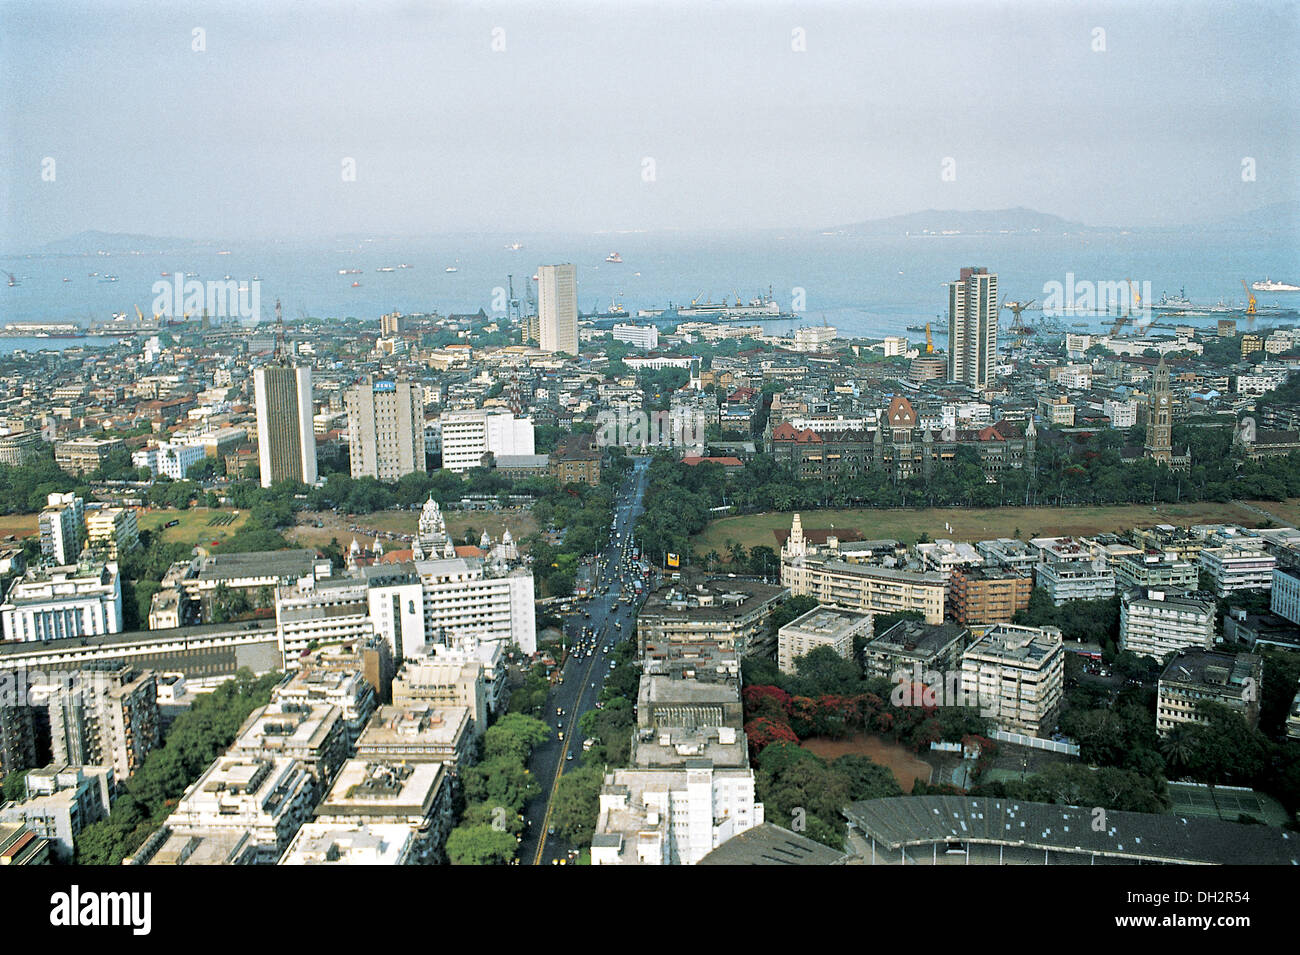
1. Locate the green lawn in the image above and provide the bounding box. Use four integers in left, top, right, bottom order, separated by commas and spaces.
137, 507, 251, 547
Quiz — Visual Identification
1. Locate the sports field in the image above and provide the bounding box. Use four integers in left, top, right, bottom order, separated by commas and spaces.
136, 507, 251, 547
693, 500, 1282, 555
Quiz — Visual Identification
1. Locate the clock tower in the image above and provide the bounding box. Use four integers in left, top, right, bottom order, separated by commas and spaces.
1144, 356, 1173, 464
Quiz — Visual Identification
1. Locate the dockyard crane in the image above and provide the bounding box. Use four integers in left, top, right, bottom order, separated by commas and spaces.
1003, 299, 1036, 349
1241, 280, 1257, 317
924, 323, 934, 353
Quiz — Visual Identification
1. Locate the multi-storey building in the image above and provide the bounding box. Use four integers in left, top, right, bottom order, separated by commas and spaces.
591, 762, 764, 865
0, 764, 112, 862
1119, 588, 1216, 661
538, 263, 578, 355
278, 823, 416, 865
355, 704, 474, 768
391, 651, 488, 739
780, 515, 944, 623
439, 408, 535, 474
42, 664, 160, 785
949, 566, 1033, 626
1271, 566, 1300, 625
947, 266, 998, 390
1156, 649, 1262, 736
1031, 537, 1116, 605
960, 624, 1064, 737
346, 378, 426, 480
1112, 551, 1199, 592
131, 441, 206, 480
164, 756, 317, 863
1199, 546, 1276, 597
861, 619, 969, 683
635, 577, 789, 659
84, 505, 139, 560
227, 701, 350, 789
38, 493, 84, 566
254, 362, 317, 488
777, 606, 872, 674
0, 429, 44, 467
313, 759, 455, 863
1, 561, 122, 643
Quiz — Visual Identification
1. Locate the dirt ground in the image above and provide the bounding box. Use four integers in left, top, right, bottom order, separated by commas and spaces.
801, 733, 934, 793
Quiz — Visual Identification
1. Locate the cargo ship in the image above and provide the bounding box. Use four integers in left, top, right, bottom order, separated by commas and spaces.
637, 289, 783, 321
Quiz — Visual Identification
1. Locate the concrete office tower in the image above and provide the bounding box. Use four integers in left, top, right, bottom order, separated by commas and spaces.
947, 266, 999, 389
347, 379, 427, 480
538, 263, 578, 355
254, 363, 317, 488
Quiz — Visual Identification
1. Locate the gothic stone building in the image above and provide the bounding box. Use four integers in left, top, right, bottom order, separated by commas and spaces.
768, 396, 1035, 483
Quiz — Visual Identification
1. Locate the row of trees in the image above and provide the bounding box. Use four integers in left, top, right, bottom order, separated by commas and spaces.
445, 714, 550, 865
73, 669, 282, 865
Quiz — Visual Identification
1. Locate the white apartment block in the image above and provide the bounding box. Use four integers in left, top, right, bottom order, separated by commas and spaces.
165, 756, 317, 864
279, 823, 415, 865
39, 493, 84, 566
132, 441, 205, 480
1199, 546, 1276, 597
1119, 589, 1215, 661
1271, 566, 1300, 625
439, 408, 535, 474
1031, 537, 1116, 605
611, 323, 659, 350
777, 606, 872, 674
591, 763, 764, 865
1057, 365, 1093, 390
1, 562, 122, 642
1104, 398, 1138, 429
960, 624, 1064, 738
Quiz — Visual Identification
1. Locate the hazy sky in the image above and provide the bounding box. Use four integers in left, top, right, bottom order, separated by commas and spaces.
2, 0, 1298, 246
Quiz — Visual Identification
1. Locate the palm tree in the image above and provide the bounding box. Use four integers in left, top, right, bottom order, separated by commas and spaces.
1160, 727, 1197, 776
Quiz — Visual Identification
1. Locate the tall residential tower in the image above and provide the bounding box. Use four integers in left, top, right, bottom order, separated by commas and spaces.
947, 266, 998, 389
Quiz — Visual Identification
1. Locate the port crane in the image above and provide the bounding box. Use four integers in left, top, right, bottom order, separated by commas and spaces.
1241, 280, 1257, 317
924, 323, 934, 353
1002, 299, 1036, 349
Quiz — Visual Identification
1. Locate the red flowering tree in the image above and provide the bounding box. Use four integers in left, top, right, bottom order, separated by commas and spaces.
745, 717, 799, 759
743, 685, 793, 723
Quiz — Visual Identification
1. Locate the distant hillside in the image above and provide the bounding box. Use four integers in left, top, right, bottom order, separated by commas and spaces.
825, 207, 1109, 237
826, 202, 1300, 237
41, 231, 209, 254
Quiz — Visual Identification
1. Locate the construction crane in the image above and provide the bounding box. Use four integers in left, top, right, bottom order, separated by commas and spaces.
1003, 300, 1035, 349
1241, 280, 1257, 317
134, 305, 144, 322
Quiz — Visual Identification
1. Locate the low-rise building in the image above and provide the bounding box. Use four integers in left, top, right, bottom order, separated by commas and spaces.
1200, 546, 1276, 597
1112, 551, 1199, 592
861, 620, 969, 682
1156, 649, 1263, 736
948, 566, 1032, 626
777, 606, 872, 674
1119, 588, 1216, 661
636, 576, 789, 659
960, 624, 1064, 737
163, 756, 317, 863
0, 764, 113, 862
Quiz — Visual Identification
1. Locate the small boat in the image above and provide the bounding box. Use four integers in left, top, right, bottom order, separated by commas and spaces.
376, 266, 395, 272
351, 281, 361, 287
338, 268, 362, 275
397, 264, 413, 269
161, 272, 170, 277
62, 277, 71, 282
506, 242, 523, 251
605, 252, 623, 263
444, 266, 458, 273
